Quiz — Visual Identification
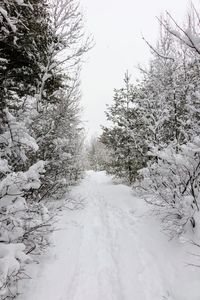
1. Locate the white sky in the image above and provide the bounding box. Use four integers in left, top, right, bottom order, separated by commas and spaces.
80, 0, 200, 138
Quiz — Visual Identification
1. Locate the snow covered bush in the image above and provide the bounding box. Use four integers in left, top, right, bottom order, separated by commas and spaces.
137, 139, 200, 238
0, 159, 50, 298
0, 243, 32, 299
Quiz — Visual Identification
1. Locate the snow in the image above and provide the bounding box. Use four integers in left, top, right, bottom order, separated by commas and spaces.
0, 159, 10, 174
0, 243, 31, 296
0, 58, 8, 63
0, 7, 17, 33
0, 161, 45, 206
14, 0, 25, 5
0, 109, 39, 157
17, 171, 200, 300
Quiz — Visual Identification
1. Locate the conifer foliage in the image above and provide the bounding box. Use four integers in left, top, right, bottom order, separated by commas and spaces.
0, 0, 89, 297
101, 72, 147, 184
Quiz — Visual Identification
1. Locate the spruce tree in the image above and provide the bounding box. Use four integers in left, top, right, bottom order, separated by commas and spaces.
101, 72, 147, 184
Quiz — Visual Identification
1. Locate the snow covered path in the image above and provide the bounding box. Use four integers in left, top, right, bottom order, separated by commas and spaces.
18, 171, 200, 300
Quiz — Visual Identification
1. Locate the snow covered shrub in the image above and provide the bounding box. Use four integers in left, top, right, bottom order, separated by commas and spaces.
0, 160, 47, 241
0, 159, 51, 298
0, 243, 32, 299
137, 139, 200, 238
0, 109, 39, 168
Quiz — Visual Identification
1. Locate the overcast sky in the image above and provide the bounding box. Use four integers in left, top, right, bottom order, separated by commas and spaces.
80, 0, 199, 139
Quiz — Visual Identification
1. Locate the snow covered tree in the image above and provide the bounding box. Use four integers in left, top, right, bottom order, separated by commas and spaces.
141, 23, 194, 149
29, 0, 90, 199
136, 9, 200, 237
101, 72, 148, 184
0, 0, 51, 105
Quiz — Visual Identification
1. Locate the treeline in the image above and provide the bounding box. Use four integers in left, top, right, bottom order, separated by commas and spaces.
0, 0, 89, 297
93, 7, 200, 239
85, 136, 111, 171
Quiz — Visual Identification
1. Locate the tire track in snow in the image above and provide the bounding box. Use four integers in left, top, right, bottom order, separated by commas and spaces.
95, 194, 125, 300
66, 172, 174, 300
65, 176, 124, 300
105, 202, 175, 300
63, 184, 100, 300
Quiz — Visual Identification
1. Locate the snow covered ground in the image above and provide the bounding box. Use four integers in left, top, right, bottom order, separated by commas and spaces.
18, 171, 200, 300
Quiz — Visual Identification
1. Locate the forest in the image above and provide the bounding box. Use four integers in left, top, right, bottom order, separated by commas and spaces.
0, 0, 200, 299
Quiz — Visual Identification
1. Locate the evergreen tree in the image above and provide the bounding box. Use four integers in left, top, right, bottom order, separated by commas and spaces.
101, 72, 147, 184
0, 0, 52, 103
